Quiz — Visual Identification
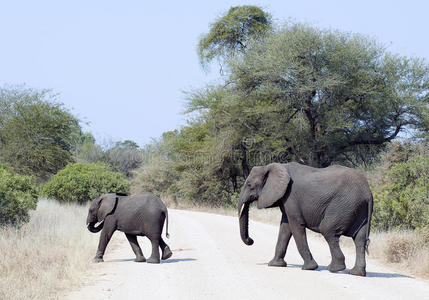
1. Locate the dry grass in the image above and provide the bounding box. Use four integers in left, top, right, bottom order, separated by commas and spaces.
0, 199, 98, 300
368, 230, 429, 277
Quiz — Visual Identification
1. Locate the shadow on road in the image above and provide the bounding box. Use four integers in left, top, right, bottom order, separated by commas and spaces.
257, 263, 411, 278
162, 258, 197, 264
365, 271, 411, 279
106, 258, 197, 264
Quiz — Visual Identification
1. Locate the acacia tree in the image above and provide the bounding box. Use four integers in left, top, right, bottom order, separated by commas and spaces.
198, 5, 272, 69
227, 24, 429, 167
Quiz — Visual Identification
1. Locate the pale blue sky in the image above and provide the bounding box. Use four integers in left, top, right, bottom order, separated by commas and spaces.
1, 0, 428, 146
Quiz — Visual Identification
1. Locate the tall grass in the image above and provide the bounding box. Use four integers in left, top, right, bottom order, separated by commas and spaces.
0, 199, 98, 300
368, 230, 429, 277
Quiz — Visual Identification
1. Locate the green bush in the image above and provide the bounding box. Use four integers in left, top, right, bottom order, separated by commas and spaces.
0, 163, 38, 226
42, 163, 130, 204
372, 155, 429, 230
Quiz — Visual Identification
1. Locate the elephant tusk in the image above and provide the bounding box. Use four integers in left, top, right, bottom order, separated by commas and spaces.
239, 204, 245, 218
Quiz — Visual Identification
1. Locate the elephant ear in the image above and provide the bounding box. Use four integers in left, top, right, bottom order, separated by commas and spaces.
257, 163, 290, 209
98, 195, 118, 221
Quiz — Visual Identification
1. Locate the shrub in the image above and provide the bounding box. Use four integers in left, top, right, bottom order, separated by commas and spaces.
0, 163, 38, 226
372, 155, 429, 230
383, 233, 419, 263
42, 163, 130, 204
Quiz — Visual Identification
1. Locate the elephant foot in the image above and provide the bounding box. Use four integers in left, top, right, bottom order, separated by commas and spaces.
147, 257, 160, 264
135, 256, 146, 263
162, 247, 173, 260
268, 258, 287, 267
93, 257, 104, 263
350, 266, 366, 277
328, 262, 346, 273
302, 260, 318, 270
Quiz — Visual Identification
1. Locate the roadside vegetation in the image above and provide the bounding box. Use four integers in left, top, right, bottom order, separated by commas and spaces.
0, 5, 428, 299
42, 163, 130, 204
0, 199, 98, 300
369, 230, 429, 277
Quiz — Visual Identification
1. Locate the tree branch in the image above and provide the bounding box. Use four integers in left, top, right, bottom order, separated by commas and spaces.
348, 123, 403, 147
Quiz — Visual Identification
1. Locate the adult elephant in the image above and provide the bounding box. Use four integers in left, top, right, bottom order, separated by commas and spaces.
87, 192, 172, 264
238, 162, 373, 276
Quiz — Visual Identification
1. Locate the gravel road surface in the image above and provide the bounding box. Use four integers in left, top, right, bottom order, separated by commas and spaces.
67, 209, 429, 300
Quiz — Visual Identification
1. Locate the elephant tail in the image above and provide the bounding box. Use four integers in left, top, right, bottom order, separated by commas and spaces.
164, 210, 170, 239
365, 194, 373, 255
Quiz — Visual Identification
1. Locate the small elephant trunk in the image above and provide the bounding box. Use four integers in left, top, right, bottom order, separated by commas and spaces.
238, 201, 254, 246
87, 221, 104, 233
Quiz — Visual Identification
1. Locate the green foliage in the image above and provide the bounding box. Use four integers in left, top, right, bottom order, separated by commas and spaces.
103, 141, 142, 177
0, 163, 38, 226
74, 139, 142, 178
198, 5, 272, 67
133, 10, 429, 209
42, 163, 130, 204
115, 140, 140, 149
372, 153, 429, 230
70, 131, 96, 152
227, 23, 429, 167
73, 142, 105, 164
0, 86, 81, 181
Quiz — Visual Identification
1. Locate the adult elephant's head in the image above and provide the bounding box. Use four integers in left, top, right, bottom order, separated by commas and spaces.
238, 163, 290, 246
86, 194, 118, 233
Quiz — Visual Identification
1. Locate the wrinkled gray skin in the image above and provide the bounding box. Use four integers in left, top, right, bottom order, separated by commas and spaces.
87, 192, 172, 264
238, 162, 373, 276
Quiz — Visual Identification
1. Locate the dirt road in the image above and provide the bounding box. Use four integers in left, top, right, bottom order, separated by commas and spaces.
67, 209, 429, 300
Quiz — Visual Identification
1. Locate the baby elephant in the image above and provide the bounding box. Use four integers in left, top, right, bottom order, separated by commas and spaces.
86, 192, 172, 263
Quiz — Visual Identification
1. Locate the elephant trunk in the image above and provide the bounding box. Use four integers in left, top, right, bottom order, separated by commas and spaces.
238, 200, 254, 246
87, 221, 104, 233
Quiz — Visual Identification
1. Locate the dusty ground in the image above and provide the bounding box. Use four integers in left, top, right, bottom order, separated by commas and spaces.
67, 209, 429, 300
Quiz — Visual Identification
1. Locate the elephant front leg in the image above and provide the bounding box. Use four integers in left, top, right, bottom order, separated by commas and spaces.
268, 215, 292, 267
125, 233, 146, 262
290, 224, 318, 270
94, 226, 115, 263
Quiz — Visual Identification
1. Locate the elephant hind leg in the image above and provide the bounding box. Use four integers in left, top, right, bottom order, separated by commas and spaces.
322, 233, 346, 273
125, 233, 146, 262
319, 211, 346, 272
147, 236, 161, 264
159, 237, 172, 260
350, 224, 367, 276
